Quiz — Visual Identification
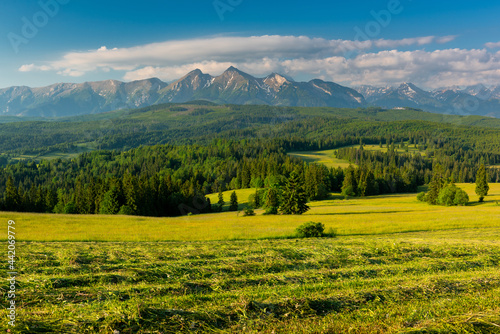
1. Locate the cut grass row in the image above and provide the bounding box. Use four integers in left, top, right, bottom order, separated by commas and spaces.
3, 229, 499, 333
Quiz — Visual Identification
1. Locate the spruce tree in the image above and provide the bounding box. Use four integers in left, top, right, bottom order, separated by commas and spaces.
253, 189, 261, 208
341, 165, 357, 198
4, 176, 19, 211
217, 187, 225, 212
122, 172, 138, 214
475, 163, 489, 202
264, 187, 279, 214
229, 191, 238, 211
426, 164, 446, 205
280, 170, 310, 215
99, 186, 121, 214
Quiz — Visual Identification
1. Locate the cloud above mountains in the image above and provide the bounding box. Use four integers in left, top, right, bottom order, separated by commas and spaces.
19, 34, 500, 89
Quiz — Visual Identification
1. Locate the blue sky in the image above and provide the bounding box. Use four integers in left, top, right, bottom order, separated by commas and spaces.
1, 0, 500, 89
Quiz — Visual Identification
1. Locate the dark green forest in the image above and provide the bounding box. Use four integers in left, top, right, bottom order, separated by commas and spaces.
1, 103, 499, 216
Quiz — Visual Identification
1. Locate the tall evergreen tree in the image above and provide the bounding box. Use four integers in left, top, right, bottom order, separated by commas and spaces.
99, 186, 121, 214
475, 163, 489, 202
253, 189, 261, 208
341, 165, 358, 197
122, 172, 138, 214
426, 164, 446, 205
264, 187, 279, 215
217, 187, 225, 212
280, 170, 310, 215
229, 191, 238, 211
4, 176, 19, 211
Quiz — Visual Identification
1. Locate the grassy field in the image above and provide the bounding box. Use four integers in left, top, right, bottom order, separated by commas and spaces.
288, 145, 425, 170
3, 230, 500, 332
288, 149, 352, 169
3, 184, 499, 243
1, 184, 500, 333
206, 188, 255, 209
334, 143, 426, 157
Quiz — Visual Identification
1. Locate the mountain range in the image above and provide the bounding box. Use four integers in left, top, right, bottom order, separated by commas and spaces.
1, 67, 499, 118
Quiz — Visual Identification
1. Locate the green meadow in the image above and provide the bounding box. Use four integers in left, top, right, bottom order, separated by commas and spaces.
288, 150, 352, 169
1, 185, 499, 333
3, 184, 499, 243
288, 144, 425, 171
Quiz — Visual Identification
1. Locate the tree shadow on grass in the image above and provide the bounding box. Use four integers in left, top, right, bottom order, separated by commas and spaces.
311, 210, 418, 216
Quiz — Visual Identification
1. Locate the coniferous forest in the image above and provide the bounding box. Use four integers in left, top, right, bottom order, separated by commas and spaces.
1, 104, 499, 216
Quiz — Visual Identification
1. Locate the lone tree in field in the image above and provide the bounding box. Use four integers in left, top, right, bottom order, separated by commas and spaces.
475, 163, 489, 202
217, 187, 225, 211
229, 191, 238, 211
280, 170, 310, 215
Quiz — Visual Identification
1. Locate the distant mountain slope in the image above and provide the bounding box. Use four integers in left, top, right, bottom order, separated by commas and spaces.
1, 67, 499, 117
0, 79, 167, 117
358, 83, 500, 117
0, 67, 363, 117
158, 67, 365, 108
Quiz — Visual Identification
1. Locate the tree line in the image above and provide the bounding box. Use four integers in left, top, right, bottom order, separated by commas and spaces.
1, 131, 498, 216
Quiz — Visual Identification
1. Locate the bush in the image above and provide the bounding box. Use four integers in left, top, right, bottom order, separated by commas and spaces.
243, 207, 255, 216
263, 207, 278, 215
417, 192, 426, 202
118, 205, 135, 215
296, 222, 325, 238
454, 188, 469, 206
63, 201, 77, 214
437, 184, 469, 206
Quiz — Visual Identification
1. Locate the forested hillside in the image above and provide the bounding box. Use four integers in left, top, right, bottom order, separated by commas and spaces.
2, 104, 500, 162
1, 104, 499, 216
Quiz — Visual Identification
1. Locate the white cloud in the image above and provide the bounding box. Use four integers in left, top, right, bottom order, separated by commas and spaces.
18, 34, 499, 89
19, 64, 51, 72
123, 48, 500, 89
485, 41, 500, 49
19, 35, 444, 76
284, 49, 500, 88
436, 35, 457, 44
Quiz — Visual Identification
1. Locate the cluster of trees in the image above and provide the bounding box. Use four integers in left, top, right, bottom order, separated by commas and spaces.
417, 163, 490, 206
0, 141, 317, 216
248, 170, 310, 215
418, 181, 469, 206
336, 146, 426, 196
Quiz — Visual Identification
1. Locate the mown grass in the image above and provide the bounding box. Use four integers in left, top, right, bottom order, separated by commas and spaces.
2, 184, 499, 242
2, 229, 499, 333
